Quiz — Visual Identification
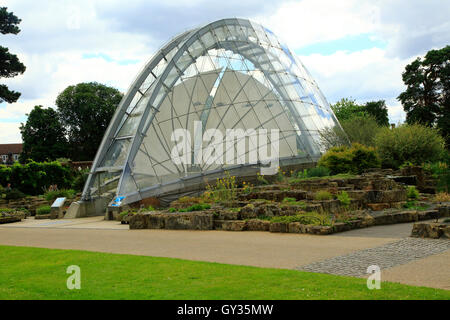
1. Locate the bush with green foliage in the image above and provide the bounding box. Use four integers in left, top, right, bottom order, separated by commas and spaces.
0, 161, 74, 195
270, 212, 332, 226
297, 166, 331, 179
281, 197, 306, 208
402, 200, 430, 211
407, 186, 419, 200
320, 115, 381, 149
44, 189, 75, 202
2, 188, 25, 200
119, 210, 137, 218
374, 124, 445, 169
423, 161, 450, 192
71, 168, 89, 192
340, 115, 382, 147
337, 191, 351, 206
318, 143, 380, 174
36, 205, 51, 215
314, 190, 333, 201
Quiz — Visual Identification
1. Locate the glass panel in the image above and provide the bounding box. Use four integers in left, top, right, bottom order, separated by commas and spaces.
200, 31, 215, 48
101, 138, 131, 167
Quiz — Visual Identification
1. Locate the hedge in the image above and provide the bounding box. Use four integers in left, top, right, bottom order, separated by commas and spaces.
0, 161, 74, 195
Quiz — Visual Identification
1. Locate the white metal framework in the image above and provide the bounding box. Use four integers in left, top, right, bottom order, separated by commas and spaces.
82, 18, 342, 206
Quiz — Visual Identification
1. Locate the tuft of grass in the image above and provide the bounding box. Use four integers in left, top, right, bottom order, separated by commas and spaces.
281, 197, 306, 208
1, 245, 448, 300
36, 205, 51, 215
337, 191, 351, 206
314, 190, 333, 201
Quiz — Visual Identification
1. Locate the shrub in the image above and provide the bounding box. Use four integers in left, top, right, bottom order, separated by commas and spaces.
433, 192, 450, 202
319, 126, 349, 150
407, 186, 419, 200
0, 160, 74, 195
119, 210, 137, 218
423, 161, 450, 192
270, 212, 332, 226
36, 205, 51, 215
318, 143, 380, 174
44, 189, 75, 202
337, 191, 351, 206
256, 173, 269, 185
297, 166, 331, 179
71, 168, 89, 192
374, 124, 445, 169
204, 172, 237, 202
282, 197, 296, 203
3, 188, 25, 200
314, 190, 333, 201
402, 201, 429, 211
341, 115, 381, 147
320, 115, 382, 149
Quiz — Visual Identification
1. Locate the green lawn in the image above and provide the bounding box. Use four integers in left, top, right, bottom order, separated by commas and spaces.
0, 245, 448, 300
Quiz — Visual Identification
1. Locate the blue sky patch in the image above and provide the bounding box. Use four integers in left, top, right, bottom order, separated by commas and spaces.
295, 33, 386, 56
82, 53, 139, 65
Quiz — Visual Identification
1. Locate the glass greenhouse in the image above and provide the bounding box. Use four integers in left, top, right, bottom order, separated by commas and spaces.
81, 18, 342, 208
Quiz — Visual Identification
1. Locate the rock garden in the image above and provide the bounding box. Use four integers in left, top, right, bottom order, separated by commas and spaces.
122, 164, 450, 236
0, 160, 86, 223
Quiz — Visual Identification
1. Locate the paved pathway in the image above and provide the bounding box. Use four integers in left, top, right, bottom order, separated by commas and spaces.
298, 238, 450, 277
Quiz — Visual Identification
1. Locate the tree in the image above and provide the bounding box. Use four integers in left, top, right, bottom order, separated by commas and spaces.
398, 45, 450, 147
0, 7, 26, 103
56, 82, 123, 161
364, 100, 389, 127
320, 115, 381, 149
331, 98, 366, 121
20, 106, 69, 162
331, 98, 389, 126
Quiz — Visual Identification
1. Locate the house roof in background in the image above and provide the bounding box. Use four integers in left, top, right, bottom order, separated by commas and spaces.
0, 143, 23, 155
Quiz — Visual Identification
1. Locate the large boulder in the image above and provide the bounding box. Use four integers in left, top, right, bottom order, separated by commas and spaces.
129, 212, 213, 230
246, 219, 270, 231
220, 220, 247, 231
411, 222, 448, 239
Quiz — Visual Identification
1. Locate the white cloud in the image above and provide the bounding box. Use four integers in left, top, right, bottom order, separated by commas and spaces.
1, 0, 448, 143
256, 0, 378, 48
299, 48, 412, 123
0, 122, 22, 144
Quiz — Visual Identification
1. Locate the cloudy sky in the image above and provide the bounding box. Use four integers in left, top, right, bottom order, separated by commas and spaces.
1, 0, 449, 143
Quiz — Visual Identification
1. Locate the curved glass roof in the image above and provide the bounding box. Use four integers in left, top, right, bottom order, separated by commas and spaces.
82, 18, 342, 206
